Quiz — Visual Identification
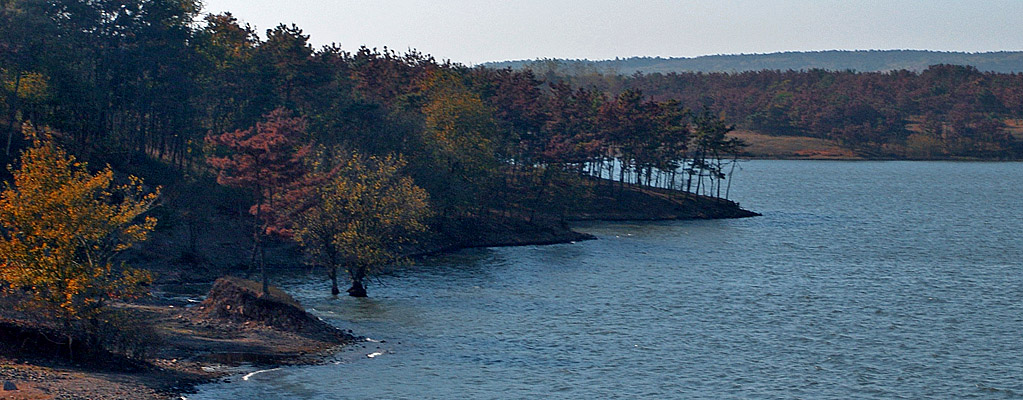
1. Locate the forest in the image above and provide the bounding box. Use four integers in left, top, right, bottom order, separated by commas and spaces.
521, 62, 1023, 159
0, 0, 753, 356
0, 0, 747, 194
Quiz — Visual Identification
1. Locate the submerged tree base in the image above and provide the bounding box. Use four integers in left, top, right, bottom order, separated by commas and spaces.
347, 281, 368, 297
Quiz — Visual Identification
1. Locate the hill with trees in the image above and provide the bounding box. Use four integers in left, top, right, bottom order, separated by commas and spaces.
486, 50, 1023, 74
0, 0, 754, 381
547, 65, 1023, 159
489, 52, 1023, 160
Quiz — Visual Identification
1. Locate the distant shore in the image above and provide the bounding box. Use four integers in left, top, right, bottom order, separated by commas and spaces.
729, 130, 1023, 161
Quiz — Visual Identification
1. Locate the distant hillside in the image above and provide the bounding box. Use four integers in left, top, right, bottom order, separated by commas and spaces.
484, 50, 1023, 74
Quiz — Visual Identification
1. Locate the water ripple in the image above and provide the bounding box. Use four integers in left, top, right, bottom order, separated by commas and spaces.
194, 161, 1023, 399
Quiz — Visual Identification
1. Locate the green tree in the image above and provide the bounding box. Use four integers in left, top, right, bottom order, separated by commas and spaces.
192, 12, 264, 135
416, 70, 499, 217
290, 152, 430, 297
689, 111, 745, 198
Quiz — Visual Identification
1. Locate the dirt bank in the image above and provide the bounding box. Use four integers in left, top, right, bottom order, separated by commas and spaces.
0, 277, 355, 400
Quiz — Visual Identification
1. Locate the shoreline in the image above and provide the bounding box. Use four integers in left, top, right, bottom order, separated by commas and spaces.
739, 155, 1023, 161
0, 283, 357, 400
0, 187, 757, 399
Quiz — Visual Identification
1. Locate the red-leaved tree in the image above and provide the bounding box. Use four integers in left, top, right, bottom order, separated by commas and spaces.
206, 107, 310, 295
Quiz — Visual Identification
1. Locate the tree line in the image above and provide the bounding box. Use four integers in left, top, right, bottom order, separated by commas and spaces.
1, 0, 746, 325
0, 0, 746, 204
546, 65, 1023, 159
488, 50, 1023, 75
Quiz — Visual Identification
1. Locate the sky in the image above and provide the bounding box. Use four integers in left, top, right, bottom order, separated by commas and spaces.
199, 0, 1023, 65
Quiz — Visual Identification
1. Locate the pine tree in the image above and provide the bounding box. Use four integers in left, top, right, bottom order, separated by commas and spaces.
206, 107, 310, 295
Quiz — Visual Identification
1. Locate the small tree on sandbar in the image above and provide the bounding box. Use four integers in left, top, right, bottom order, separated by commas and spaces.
206, 108, 310, 295
290, 152, 430, 297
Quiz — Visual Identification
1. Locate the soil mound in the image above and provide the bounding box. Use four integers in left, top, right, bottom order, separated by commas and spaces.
199, 276, 327, 333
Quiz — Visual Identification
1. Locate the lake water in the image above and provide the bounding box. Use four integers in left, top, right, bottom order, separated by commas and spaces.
191, 161, 1023, 399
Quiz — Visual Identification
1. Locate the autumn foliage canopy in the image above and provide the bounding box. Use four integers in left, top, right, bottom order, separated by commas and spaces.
0, 128, 157, 320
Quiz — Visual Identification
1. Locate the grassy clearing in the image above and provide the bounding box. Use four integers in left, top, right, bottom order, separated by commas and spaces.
728, 130, 859, 159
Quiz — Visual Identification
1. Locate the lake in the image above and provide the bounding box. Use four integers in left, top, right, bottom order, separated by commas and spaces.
191, 160, 1023, 399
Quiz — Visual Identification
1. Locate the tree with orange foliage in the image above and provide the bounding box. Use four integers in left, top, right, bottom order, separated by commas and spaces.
0, 127, 157, 325
206, 107, 311, 295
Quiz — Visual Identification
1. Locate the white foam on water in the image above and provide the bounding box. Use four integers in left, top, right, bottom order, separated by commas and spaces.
242, 367, 281, 381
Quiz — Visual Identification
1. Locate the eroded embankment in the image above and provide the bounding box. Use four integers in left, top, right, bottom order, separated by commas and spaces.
0, 277, 355, 400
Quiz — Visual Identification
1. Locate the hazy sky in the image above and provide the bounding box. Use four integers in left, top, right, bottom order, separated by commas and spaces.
200, 0, 1023, 65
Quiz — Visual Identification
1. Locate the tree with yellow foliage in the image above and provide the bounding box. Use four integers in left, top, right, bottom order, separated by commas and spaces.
0, 128, 157, 324
290, 152, 430, 297
416, 70, 500, 217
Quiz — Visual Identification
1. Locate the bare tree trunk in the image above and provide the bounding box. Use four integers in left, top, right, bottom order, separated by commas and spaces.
715, 153, 723, 198
260, 244, 268, 296
617, 161, 627, 196
328, 265, 340, 296
601, 157, 609, 187
5, 71, 23, 156
348, 266, 368, 297
685, 169, 693, 194
725, 156, 738, 200
251, 182, 268, 297
695, 170, 703, 196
